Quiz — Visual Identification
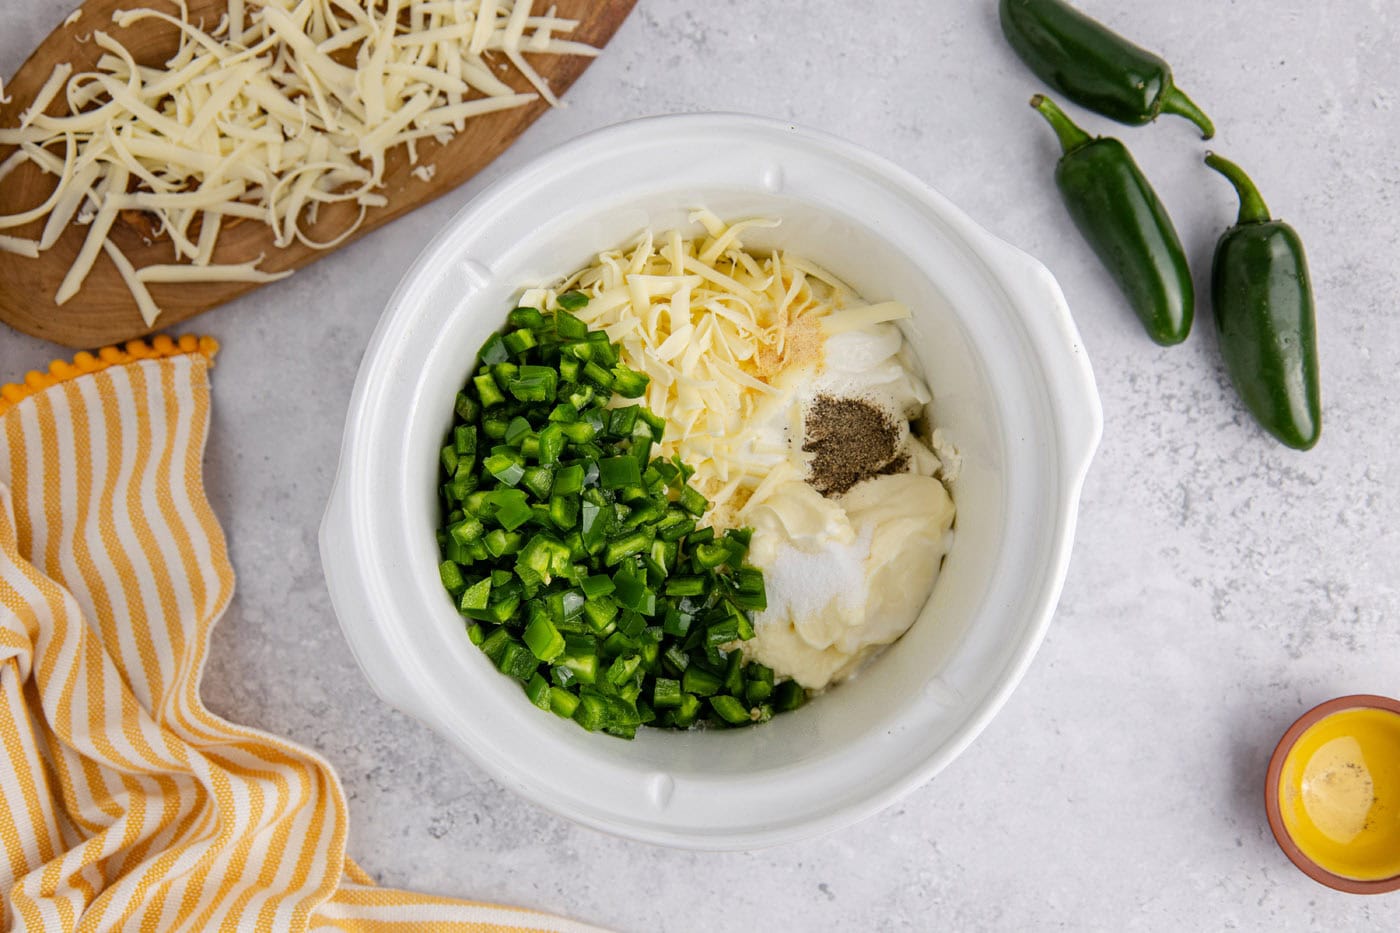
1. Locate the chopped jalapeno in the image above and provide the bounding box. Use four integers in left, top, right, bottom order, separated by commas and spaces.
434, 300, 806, 738
556, 290, 590, 312
709, 694, 753, 725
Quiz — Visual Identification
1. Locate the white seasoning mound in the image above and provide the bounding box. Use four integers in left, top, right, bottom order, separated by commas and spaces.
760, 525, 874, 631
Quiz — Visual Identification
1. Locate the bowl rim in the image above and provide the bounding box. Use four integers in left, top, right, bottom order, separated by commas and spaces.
1264, 693, 1400, 894
321, 112, 1102, 848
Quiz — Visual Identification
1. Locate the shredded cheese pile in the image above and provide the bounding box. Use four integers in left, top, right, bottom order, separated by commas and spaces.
523, 213, 912, 527
0, 0, 594, 324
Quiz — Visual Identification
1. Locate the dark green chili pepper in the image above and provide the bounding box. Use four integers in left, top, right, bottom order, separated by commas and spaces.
1000, 0, 1214, 139
1205, 153, 1320, 450
1031, 95, 1193, 346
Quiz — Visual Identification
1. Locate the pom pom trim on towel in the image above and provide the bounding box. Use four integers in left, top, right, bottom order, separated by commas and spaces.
0, 334, 219, 417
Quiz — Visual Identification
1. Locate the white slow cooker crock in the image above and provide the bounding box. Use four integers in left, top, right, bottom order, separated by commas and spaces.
320, 113, 1101, 850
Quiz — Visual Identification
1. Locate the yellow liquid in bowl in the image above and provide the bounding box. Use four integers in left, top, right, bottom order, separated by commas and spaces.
1278, 707, 1400, 881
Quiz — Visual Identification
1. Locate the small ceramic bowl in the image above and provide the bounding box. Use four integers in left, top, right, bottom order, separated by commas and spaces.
320, 113, 1101, 849
1265, 694, 1400, 894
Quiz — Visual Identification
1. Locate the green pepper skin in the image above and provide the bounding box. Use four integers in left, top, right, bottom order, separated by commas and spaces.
1206, 153, 1320, 450
1000, 0, 1214, 138
1032, 96, 1193, 346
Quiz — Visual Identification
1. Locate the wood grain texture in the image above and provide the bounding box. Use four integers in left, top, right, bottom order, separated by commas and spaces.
0, 0, 635, 348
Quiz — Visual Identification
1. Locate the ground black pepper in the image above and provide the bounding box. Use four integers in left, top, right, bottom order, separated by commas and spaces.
803, 395, 909, 497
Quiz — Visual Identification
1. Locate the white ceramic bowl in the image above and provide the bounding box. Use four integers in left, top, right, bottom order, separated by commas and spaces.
320, 113, 1101, 850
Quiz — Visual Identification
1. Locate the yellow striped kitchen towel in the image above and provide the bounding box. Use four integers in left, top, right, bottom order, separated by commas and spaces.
0, 337, 604, 932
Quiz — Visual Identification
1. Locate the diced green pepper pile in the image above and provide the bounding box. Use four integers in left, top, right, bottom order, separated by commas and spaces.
435, 291, 807, 738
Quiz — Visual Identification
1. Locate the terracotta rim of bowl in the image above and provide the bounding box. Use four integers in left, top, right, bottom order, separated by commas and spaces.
1264, 694, 1400, 894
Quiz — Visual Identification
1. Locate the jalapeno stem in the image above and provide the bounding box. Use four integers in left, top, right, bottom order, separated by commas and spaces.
1160, 87, 1215, 140
1030, 95, 1091, 154
1204, 152, 1271, 225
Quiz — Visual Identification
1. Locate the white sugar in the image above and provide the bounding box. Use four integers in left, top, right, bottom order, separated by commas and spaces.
759, 523, 874, 626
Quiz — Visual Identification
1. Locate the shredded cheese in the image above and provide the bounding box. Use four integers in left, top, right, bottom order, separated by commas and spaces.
101, 239, 161, 326
0, 0, 593, 322
0, 234, 40, 258
538, 216, 912, 527
819, 301, 912, 335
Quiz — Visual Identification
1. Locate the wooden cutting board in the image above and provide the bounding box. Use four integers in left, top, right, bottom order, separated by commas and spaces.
0, 0, 636, 348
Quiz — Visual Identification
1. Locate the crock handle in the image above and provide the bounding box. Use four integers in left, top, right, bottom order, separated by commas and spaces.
319, 477, 435, 722
981, 235, 1103, 484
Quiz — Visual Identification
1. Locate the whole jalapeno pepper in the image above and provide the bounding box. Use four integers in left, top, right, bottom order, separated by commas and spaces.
1031, 95, 1193, 346
1000, 0, 1214, 139
1205, 153, 1320, 450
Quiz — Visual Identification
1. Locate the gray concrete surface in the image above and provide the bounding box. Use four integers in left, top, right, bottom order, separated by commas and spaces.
3, 1, 1398, 929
